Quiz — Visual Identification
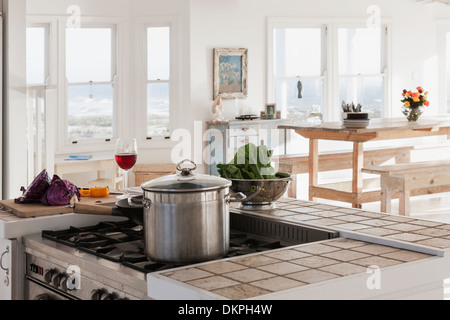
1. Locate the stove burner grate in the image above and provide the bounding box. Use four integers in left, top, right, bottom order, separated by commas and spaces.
41, 221, 285, 273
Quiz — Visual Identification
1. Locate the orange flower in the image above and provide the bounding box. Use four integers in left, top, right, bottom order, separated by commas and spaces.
417, 86, 424, 93
411, 92, 419, 98
424, 101, 430, 107
412, 97, 420, 102
404, 101, 410, 107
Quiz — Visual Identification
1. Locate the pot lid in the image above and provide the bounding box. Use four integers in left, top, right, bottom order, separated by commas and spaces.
141, 159, 231, 192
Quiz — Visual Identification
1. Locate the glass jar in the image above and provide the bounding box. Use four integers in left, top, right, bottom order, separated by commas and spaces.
307, 105, 323, 126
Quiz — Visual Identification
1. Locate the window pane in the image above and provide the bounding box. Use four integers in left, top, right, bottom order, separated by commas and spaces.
147, 83, 170, 137
339, 76, 383, 118
67, 84, 113, 141
27, 27, 46, 84
147, 27, 170, 80
66, 28, 112, 82
338, 28, 381, 75
275, 78, 324, 123
274, 28, 322, 77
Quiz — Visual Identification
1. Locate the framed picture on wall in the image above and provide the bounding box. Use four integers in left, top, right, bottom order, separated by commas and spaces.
265, 103, 276, 116
213, 48, 248, 99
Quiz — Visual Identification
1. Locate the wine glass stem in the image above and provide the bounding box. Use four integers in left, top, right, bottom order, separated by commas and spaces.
123, 170, 129, 196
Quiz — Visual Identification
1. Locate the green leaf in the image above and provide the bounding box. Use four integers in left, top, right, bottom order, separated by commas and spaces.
216, 143, 278, 180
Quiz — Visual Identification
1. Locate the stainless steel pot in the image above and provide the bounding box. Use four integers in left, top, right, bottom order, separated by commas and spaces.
140, 159, 233, 264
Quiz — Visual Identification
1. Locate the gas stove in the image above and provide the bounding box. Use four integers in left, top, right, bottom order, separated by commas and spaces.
22, 210, 338, 300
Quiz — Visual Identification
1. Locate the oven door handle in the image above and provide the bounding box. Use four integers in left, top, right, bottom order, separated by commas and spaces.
0, 246, 9, 275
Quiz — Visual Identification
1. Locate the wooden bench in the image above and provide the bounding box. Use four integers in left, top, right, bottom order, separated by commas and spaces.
276, 146, 414, 198
362, 161, 450, 216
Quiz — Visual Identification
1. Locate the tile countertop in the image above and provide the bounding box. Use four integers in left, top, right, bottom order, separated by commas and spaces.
147, 198, 450, 300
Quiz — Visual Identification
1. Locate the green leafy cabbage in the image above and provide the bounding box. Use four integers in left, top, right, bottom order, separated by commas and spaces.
217, 143, 288, 179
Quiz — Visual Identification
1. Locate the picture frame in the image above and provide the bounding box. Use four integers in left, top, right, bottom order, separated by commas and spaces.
213, 48, 248, 99
265, 103, 276, 116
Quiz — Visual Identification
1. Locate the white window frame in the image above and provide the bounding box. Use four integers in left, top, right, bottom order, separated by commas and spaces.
332, 20, 390, 119
134, 16, 181, 149
267, 18, 332, 120
57, 17, 123, 153
267, 17, 391, 122
437, 20, 450, 115
268, 19, 329, 120
26, 17, 58, 180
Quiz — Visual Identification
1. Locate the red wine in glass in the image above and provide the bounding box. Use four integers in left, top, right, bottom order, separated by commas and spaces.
115, 138, 138, 199
115, 153, 137, 170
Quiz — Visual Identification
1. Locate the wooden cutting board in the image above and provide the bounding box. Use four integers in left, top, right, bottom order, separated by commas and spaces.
0, 195, 118, 218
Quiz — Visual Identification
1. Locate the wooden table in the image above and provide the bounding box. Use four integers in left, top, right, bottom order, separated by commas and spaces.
279, 116, 450, 208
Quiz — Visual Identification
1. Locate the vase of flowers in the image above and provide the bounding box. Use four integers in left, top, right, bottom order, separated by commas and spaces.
401, 87, 429, 122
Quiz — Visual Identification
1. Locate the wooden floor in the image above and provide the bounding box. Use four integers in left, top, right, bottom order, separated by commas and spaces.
294, 172, 450, 223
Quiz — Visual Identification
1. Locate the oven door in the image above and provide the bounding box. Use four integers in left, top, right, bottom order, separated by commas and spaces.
24, 278, 71, 300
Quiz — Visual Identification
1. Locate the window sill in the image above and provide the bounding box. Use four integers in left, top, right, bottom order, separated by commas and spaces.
55, 137, 178, 156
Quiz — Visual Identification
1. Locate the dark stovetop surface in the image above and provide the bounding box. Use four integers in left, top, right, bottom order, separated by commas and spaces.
41, 220, 284, 274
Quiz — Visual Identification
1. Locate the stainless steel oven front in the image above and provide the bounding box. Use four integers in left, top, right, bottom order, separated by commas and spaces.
24, 278, 70, 300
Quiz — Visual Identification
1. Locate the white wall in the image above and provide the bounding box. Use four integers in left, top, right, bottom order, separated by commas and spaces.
190, 0, 450, 159
189, 0, 450, 119
3, 0, 28, 199
20, 0, 450, 190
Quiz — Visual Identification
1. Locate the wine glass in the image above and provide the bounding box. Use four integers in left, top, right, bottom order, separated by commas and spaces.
115, 138, 138, 199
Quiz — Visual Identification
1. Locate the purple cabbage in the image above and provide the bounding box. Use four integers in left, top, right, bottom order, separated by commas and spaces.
41, 175, 81, 206
14, 169, 51, 204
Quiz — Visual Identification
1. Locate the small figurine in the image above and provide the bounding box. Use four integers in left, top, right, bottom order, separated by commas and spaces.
211, 97, 225, 122
297, 80, 303, 99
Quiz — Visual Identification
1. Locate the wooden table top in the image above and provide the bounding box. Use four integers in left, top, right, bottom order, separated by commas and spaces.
278, 116, 450, 142
279, 116, 450, 132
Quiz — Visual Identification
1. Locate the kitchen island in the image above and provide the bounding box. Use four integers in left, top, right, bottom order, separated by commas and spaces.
147, 198, 450, 300
2, 196, 450, 300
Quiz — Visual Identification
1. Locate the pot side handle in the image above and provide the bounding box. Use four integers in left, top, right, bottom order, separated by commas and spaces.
227, 192, 247, 203
127, 196, 151, 209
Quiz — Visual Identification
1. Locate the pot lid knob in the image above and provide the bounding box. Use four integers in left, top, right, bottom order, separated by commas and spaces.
177, 159, 197, 176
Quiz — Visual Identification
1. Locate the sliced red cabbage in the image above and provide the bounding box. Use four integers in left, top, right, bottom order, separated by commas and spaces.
14, 169, 51, 204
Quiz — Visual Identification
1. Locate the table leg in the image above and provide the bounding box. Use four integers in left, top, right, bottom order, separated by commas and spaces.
308, 139, 319, 201
352, 142, 363, 209
380, 175, 391, 213
399, 189, 410, 216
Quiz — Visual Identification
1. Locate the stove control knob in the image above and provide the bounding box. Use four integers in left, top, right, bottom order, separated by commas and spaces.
102, 292, 119, 300
44, 269, 56, 284
51, 272, 62, 288
58, 274, 70, 291
91, 289, 106, 300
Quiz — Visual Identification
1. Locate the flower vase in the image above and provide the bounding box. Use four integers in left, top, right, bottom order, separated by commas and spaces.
402, 106, 422, 122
